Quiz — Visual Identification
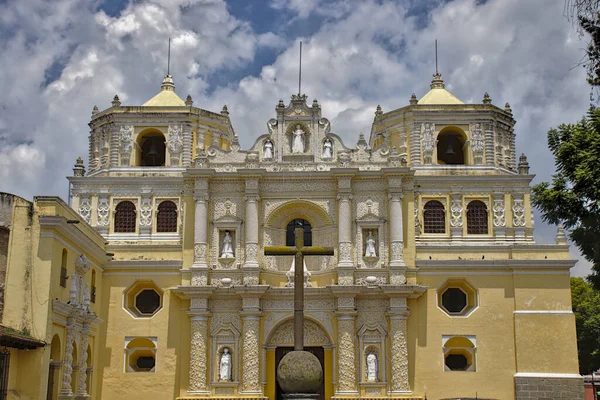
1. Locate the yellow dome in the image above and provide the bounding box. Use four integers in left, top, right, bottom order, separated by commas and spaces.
142, 75, 186, 107
417, 73, 463, 105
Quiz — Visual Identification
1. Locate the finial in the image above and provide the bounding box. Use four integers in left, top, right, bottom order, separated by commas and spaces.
482, 92, 491, 104
278, 99, 285, 108
231, 134, 240, 151
312, 99, 319, 108
185, 95, 193, 106
430, 72, 445, 89
505, 102, 512, 114
92, 105, 99, 116
375, 105, 383, 117
112, 95, 121, 107
518, 153, 530, 174
221, 105, 229, 117
160, 75, 175, 92
410, 93, 418, 105
73, 156, 86, 177
556, 225, 567, 245
356, 133, 367, 149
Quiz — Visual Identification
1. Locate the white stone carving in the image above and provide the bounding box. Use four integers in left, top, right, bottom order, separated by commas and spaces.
194, 244, 207, 263
78, 197, 91, 224
119, 125, 133, 166
450, 196, 463, 228
189, 317, 208, 391
139, 198, 152, 228
390, 318, 409, 392
366, 352, 378, 381
364, 231, 377, 257
337, 317, 357, 392
421, 123, 435, 164
286, 258, 311, 287
61, 324, 76, 394
168, 124, 184, 166
470, 122, 484, 164
97, 198, 109, 227
77, 325, 90, 395
219, 348, 232, 381
322, 138, 333, 159
263, 139, 274, 159
512, 196, 526, 227
493, 197, 506, 227
267, 318, 331, 346
267, 119, 277, 136
220, 231, 235, 258
241, 317, 260, 392
291, 124, 305, 154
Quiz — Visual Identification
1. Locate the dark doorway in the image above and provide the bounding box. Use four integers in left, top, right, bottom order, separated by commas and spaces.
275, 347, 324, 400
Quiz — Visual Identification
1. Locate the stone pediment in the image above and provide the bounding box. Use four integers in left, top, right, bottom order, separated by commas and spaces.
214, 214, 242, 224
357, 211, 383, 223
211, 322, 240, 338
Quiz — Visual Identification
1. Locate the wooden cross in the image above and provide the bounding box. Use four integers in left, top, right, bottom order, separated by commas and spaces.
264, 226, 334, 351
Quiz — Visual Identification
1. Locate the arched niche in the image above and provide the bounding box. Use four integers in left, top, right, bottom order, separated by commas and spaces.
265, 317, 332, 348
264, 201, 336, 272
436, 126, 468, 165
136, 128, 166, 167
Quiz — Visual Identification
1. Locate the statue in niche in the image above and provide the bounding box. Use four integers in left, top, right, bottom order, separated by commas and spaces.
292, 124, 305, 154
220, 231, 235, 258
366, 352, 378, 381
322, 138, 333, 158
219, 348, 232, 381
364, 231, 377, 258
263, 139, 274, 159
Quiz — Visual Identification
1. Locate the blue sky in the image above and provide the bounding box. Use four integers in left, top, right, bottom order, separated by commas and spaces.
0, 0, 594, 275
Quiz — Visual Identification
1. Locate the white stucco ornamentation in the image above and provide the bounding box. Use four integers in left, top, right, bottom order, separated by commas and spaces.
97, 198, 109, 227
139, 198, 152, 228
493, 197, 506, 227
241, 317, 260, 392
337, 317, 357, 393
512, 195, 526, 227
77, 325, 90, 395
119, 125, 133, 166
61, 323, 76, 394
390, 318, 409, 392
267, 319, 330, 346
168, 124, 184, 166
189, 316, 208, 392
450, 196, 463, 228
421, 123, 435, 164
78, 197, 91, 224
470, 122, 484, 164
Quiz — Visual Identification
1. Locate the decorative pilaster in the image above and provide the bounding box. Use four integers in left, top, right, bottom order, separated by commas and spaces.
409, 122, 421, 166
189, 298, 210, 393
76, 324, 90, 397
421, 123, 435, 165
450, 193, 463, 240
60, 320, 76, 396
96, 196, 109, 235
182, 123, 193, 167
243, 178, 260, 285
388, 193, 404, 267
484, 122, 494, 166
493, 193, 506, 240
109, 124, 119, 168
335, 295, 358, 395
119, 125, 133, 167
168, 124, 184, 166
241, 294, 261, 393
337, 194, 353, 270
512, 193, 526, 240
388, 297, 410, 394
139, 195, 152, 236
193, 178, 209, 285
470, 122, 484, 165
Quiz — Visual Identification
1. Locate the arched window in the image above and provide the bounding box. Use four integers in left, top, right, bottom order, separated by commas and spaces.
156, 201, 177, 233
423, 201, 446, 234
139, 133, 166, 166
60, 249, 68, 287
114, 201, 137, 233
286, 219, 312, 246
437, 131, 466, 165
466, 200, 488, 234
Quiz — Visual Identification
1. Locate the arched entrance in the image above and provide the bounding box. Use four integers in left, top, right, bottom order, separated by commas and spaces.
264, 318, 333, 400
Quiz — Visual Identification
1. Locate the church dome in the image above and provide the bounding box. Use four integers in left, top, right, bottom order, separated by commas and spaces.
142, 75, 186, 107
417, 73, 463, 105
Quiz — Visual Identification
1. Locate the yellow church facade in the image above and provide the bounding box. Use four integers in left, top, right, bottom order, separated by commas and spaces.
0, 73, 583, 400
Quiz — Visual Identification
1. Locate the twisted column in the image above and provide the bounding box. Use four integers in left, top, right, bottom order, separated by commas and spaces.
182, 123, 193, 167
109, 124, 119, 168
76, 324, 90, 396
60, 321, 76, 395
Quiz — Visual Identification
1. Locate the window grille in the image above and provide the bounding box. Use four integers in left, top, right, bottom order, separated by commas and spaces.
423, 201, 446, 234
466, 200, 488, 234
114, 201, 136, 233
156, 201, 177, 233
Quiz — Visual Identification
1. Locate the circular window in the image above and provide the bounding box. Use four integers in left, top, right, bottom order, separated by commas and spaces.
445, 354, 468, 371
135, 356, 156, 371
441, 288, 467, 314
135, 289, 161, 315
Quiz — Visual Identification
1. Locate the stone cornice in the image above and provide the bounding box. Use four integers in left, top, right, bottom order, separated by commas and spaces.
416, 259, 577, 269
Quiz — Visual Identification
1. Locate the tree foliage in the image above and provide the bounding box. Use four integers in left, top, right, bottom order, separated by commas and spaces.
565, 0, 600, 85
571, 277, 600, 374
532, 108, 600, 288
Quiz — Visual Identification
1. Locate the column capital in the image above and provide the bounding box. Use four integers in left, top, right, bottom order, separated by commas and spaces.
336, 193, 353, 201
388, 192, 404, 201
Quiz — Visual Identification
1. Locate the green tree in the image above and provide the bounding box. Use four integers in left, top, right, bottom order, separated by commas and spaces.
566, 0, 600, 86
532, 108, 600, 288
571, 277, 600, 374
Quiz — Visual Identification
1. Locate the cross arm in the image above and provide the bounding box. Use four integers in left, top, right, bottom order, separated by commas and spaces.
264, 246, 335, 256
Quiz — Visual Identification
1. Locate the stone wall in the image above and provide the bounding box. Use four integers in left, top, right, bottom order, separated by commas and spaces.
0, 193, 13, 321
515, 376, 584, 400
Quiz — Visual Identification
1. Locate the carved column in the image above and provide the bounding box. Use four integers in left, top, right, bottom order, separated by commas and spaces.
243, 177, 260, 285
241, 296, 261, 394
76, 324, 90, 396
193, 178, 209, 285
109, 124, 119, 168
335, 295, 358, 395
189, 298, 210, 394
182, 123, 193, 167
60, 319, 76, 396
388, 297, 410, 394
484, 122, 494, 166
337, 193, 353, 269
409, 122, 421, 166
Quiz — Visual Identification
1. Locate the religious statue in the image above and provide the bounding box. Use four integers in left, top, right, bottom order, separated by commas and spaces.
292, 124, 305, 153
322, 138, 333, 158
220, 231, 235, 258
219, 348, 232, 381
364, 231, 377, 258
263, 139, 274, 159
366, 352, 378, 381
